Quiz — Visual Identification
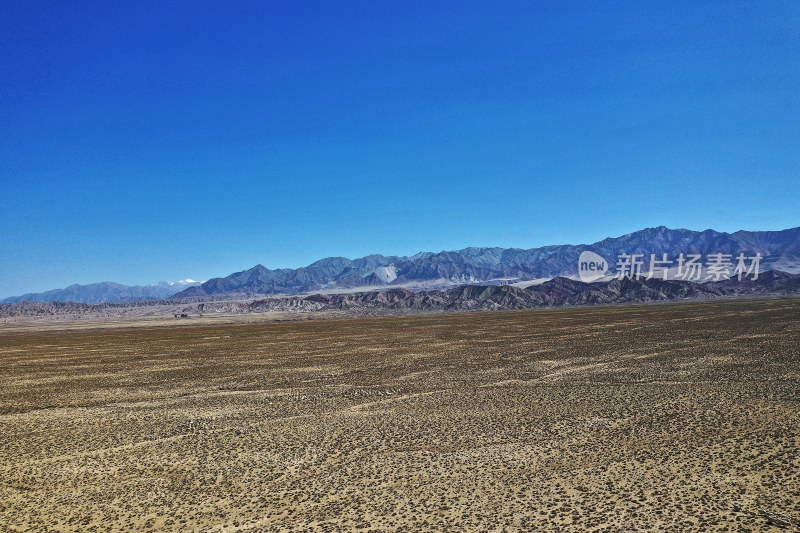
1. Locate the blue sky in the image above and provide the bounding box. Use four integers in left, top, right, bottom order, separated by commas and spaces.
1, 1, 798, 297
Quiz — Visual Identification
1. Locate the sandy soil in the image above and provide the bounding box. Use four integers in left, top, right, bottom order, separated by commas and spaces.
1, 299, 798, 531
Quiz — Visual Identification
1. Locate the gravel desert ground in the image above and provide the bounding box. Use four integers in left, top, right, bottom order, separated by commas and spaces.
1, 298, 799, 531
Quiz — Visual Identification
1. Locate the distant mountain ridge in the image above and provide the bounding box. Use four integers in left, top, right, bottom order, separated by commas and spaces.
0, 280, 202, 304
176, 226, 800, 298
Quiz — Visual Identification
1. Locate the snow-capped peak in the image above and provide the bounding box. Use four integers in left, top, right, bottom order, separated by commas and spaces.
152, 279, 204, 287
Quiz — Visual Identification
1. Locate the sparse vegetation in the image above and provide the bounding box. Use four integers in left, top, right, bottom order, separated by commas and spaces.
1, 298, 798, 531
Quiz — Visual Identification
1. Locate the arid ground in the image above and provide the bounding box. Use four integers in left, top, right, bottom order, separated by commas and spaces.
1, 299, 799, 532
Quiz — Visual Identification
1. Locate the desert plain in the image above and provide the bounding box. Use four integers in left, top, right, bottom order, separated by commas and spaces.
1, 298, 799, 532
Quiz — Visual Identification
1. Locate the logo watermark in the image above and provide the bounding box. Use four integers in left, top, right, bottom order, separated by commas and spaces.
577, 252, 761, 282
578, 251, 609, 282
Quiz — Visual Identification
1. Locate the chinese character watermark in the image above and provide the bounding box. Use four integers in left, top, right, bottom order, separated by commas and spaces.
576, 252, 761, 281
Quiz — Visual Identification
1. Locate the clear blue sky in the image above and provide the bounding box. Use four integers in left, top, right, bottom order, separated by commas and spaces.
1, 1, 798, 297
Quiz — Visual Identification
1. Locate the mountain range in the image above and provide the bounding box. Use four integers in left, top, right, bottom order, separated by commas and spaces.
3, 225, 799, 304
0, 280, 202, 305
3, 270, 798, 320
175, 225, 800, 299
235, 270, 800, 313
